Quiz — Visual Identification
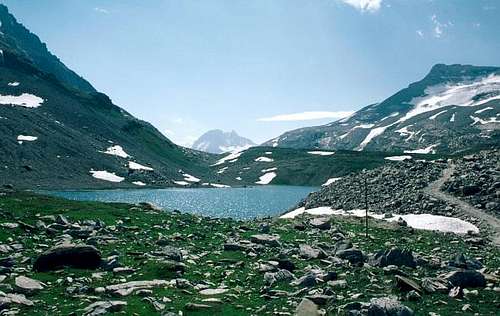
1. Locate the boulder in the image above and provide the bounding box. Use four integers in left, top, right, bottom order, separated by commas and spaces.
0, 291, 34, 309
33, 244, 101, 272
250, 234, 281, 247
299, 244, 327, 260
370, 248, 416, 268
14, 276, 44, 294
83, 300, 127, 316
442, 270, 486, 288
395, 275, 422, 293
367, 296, 414, 316
309, 217, 331, 230
336, 248, 364, 265
296, 298, 320, 316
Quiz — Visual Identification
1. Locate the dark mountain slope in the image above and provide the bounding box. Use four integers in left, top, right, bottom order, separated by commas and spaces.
0, 5, 95, 93
0, 8, 218, 189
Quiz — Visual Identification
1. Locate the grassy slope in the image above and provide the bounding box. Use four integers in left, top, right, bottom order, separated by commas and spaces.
213, 147, 444, 187
0, 191, 498, 315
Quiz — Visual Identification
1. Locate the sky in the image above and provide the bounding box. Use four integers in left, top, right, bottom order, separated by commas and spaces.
2, 0, 500, 146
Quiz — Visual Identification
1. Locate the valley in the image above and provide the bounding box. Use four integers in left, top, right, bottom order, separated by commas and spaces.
0, 2, 498, 316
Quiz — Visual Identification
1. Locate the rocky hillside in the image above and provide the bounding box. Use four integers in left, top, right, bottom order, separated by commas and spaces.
263, 64, 500, 154
192, 129, 255, 154
0, 190, 498, 315
298, 159, 463, 216
0, 5, 221, 189
205, 147, 436, 187
442, 150, 499, 217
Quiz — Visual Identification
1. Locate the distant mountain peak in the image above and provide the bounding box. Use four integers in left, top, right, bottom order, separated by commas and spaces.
192, 129, 255, 154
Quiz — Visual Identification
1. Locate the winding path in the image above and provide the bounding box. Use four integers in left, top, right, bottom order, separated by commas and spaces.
424, 164, 500, 247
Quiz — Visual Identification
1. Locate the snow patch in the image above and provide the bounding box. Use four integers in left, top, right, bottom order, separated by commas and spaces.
212, 149, 246, 166
322, 177, 342, 186
261, 167, 277, 173
17, 135, 37, 142
356, 122, 398, 151
450, 113, 456, 122
307, 151, 335, 156
429, 110, 447, 120
256, 172, 277, 185
281, 207, 479, 234
0, 93, 44, 108
474, 107, 494, 114
210, 183, 231, 188
90, 170, 124, 183
132, 181, 146, 186
173, 181, 190, 186
404, 143, 439, 154
385, 155, 412, 161
255, 156, 274, 162
101, 145, 129, 158
182, 173, 201, 182
128, 161, 153, 171
7, 82, 20, 86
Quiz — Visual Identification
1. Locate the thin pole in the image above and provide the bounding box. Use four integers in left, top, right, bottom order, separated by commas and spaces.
364, 175, 368, 238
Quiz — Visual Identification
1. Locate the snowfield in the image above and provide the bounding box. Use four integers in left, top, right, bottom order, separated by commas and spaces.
212, 149, 246, 166
254, 157, 274, 162
90, 170, 124, 183
101, 145, 129, 158
261, 167, 277, 173
384, 155, 412, 161
182, 173, 201, 182
256, 172, 277, 185
17, 135, 37, 142
404, 143, 439, 154
322, 177, 342, 186
307, 151, 335, 156
128, 161, 153, 171
406, 74, 500, 121
281, 207, 479, 234
0, 93, 44, 108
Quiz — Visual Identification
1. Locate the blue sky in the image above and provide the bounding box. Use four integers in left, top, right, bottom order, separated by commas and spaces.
3, 0, 500, 146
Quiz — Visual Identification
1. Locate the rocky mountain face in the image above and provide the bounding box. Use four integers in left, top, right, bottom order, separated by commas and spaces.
192, 129, 255, 154
0, 5, 217, 189
0, 5, 95, 93
264, 64, 500, 154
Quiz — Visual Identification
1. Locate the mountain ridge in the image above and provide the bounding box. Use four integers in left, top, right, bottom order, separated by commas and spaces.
263, 63, 500, 153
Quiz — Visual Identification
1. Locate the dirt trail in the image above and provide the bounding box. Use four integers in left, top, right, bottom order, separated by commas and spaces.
424, 164, 500, 247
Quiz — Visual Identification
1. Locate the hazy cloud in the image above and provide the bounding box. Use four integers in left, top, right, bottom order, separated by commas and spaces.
339, 0, 382, 13
94, 7, 109, 14
257, 111, 354, 122
416, 30, 424, 38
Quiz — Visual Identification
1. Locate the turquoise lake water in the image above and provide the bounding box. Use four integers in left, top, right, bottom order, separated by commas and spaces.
46, 185, 317, 219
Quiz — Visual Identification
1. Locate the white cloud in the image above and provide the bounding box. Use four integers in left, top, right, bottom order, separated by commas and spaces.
257, 111, 354, 122
340, 0, 383, 13
416, 30, 424, 38
94, 7, 109, 14
431, 14, 452, 38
